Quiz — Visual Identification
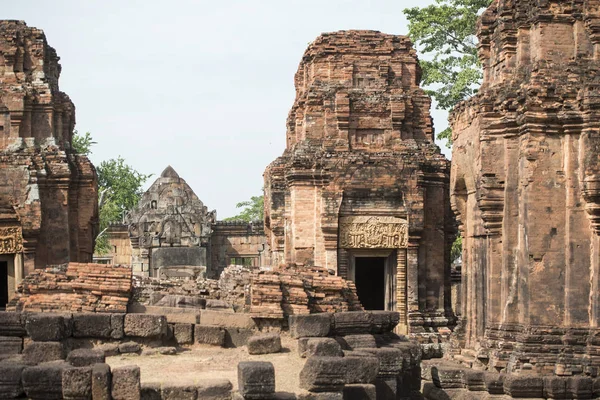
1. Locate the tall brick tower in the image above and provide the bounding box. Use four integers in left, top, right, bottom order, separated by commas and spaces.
264, 31, 455, 334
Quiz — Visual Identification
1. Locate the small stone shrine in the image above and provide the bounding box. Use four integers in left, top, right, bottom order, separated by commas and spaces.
125, 166, 216, 278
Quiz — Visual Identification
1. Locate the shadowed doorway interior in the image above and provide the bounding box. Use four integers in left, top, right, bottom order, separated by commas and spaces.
0, 261, 7, 309
354, 257, 385, 310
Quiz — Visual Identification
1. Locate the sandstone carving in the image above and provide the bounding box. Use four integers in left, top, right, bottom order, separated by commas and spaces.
339, 216, 408, 249
264, 30, 455, 334
0, 226, 23, 254
450, 0, 600, 374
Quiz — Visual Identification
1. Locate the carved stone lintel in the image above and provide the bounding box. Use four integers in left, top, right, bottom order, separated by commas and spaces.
339, 216, 408, 249
0, 226, 24, 254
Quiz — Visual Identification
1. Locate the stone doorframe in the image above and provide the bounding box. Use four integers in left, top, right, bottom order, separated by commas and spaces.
346, 248, 396, 309
0, 225, 24, 305
338, 215, 409, 333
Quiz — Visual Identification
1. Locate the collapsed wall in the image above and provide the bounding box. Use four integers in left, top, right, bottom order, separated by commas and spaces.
450, 0, 600, 375
7, 263, 132, 313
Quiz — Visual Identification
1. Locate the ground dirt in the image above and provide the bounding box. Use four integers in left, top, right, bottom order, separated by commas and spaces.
107, 334, 305, 393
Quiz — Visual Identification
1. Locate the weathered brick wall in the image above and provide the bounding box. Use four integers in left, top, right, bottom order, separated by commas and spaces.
209, 221, 266, 278
7, 263, 132, 313
0, 21, 98, 279
450, 0, 600, 374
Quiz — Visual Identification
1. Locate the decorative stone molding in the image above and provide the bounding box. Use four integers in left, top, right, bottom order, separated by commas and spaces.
0, 226, 23, 254
339, 216, 408, 249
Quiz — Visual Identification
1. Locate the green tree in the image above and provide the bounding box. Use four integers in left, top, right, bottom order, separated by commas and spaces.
224, 195, 264, 222
95, 157, 152, 254
71, 130, 96, 155
404, 0, 492, 144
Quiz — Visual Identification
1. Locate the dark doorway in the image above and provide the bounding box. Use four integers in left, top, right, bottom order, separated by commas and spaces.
354, 257, 385, 310
0, 261, 8, 309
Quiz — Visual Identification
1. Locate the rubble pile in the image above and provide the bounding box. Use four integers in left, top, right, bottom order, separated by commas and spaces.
301, 266, 362, 313
249, 264, 363, 319
7, 263, 132, 313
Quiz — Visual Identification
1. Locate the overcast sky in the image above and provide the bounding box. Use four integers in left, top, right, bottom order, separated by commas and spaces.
5, 0, 450, 218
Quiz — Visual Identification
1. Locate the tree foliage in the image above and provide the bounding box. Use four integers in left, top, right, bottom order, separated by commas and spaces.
224, 195, 264, 223
95, 156, 152, 254
71, 131, 96, 155
404, 0, 492, 143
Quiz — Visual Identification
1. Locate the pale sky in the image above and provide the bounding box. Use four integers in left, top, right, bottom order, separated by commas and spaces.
4, 0, 450, 218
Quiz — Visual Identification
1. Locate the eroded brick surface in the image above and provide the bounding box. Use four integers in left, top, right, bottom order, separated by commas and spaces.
450, 1, 600, 373
0, 21, 98, 286
264, 30, 454, 332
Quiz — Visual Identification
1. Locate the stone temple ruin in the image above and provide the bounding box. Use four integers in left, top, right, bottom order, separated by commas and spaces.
450, 0, 600, 376
0, 21, 98, 308
263, 31, 455, 335
98, 166, 268, 280
3, 0, 600, 397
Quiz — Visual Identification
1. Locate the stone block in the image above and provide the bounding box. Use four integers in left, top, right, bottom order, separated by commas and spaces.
141, 346, 176, 356
300, 356, 347, 392
332, 312, 372, 335
200, 310, 256, 329
111, 313, 125, 339
247, 333, 282, 355
339, 334, 376, 350
567, 376, 593, 399
360, 348, 404, 380
73, 313, 112, 338
343, 354, 379, 384
298, 337, 311, 357
173, 323, 194, 344
25, 314, 68, 341
504, 375, 544, 398
0, 336, 22, 355
430, 365, 465, 389
225, 328, 255, 348
140, 382, 161, 400
124, 314, 167, 338
290, 313, 331, 338
98, 343, 120, 357
111, 365, 140, 400
343, 383, 376, 400
297, 391, 343, 400
463, 370, 486, 391
544, 376, 567, 399
374, 378, 397, 400
0, 362, 25, 398
369, 311, 399, 334
119, 341, 141, 354
238, 361, 276, 399
306, 338, 343, 357
593, 377, 600, 398
23, 341, 64, 364
484, 372, 505, 395
22, 361, 68, 399
62, 366, 92, 400
92, 363, 111, 400
162, 384, 196, 400
196, 378, 233, 400
0, 312, 26, 336
67, 348, 106, 367
195, 325, 226, 346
